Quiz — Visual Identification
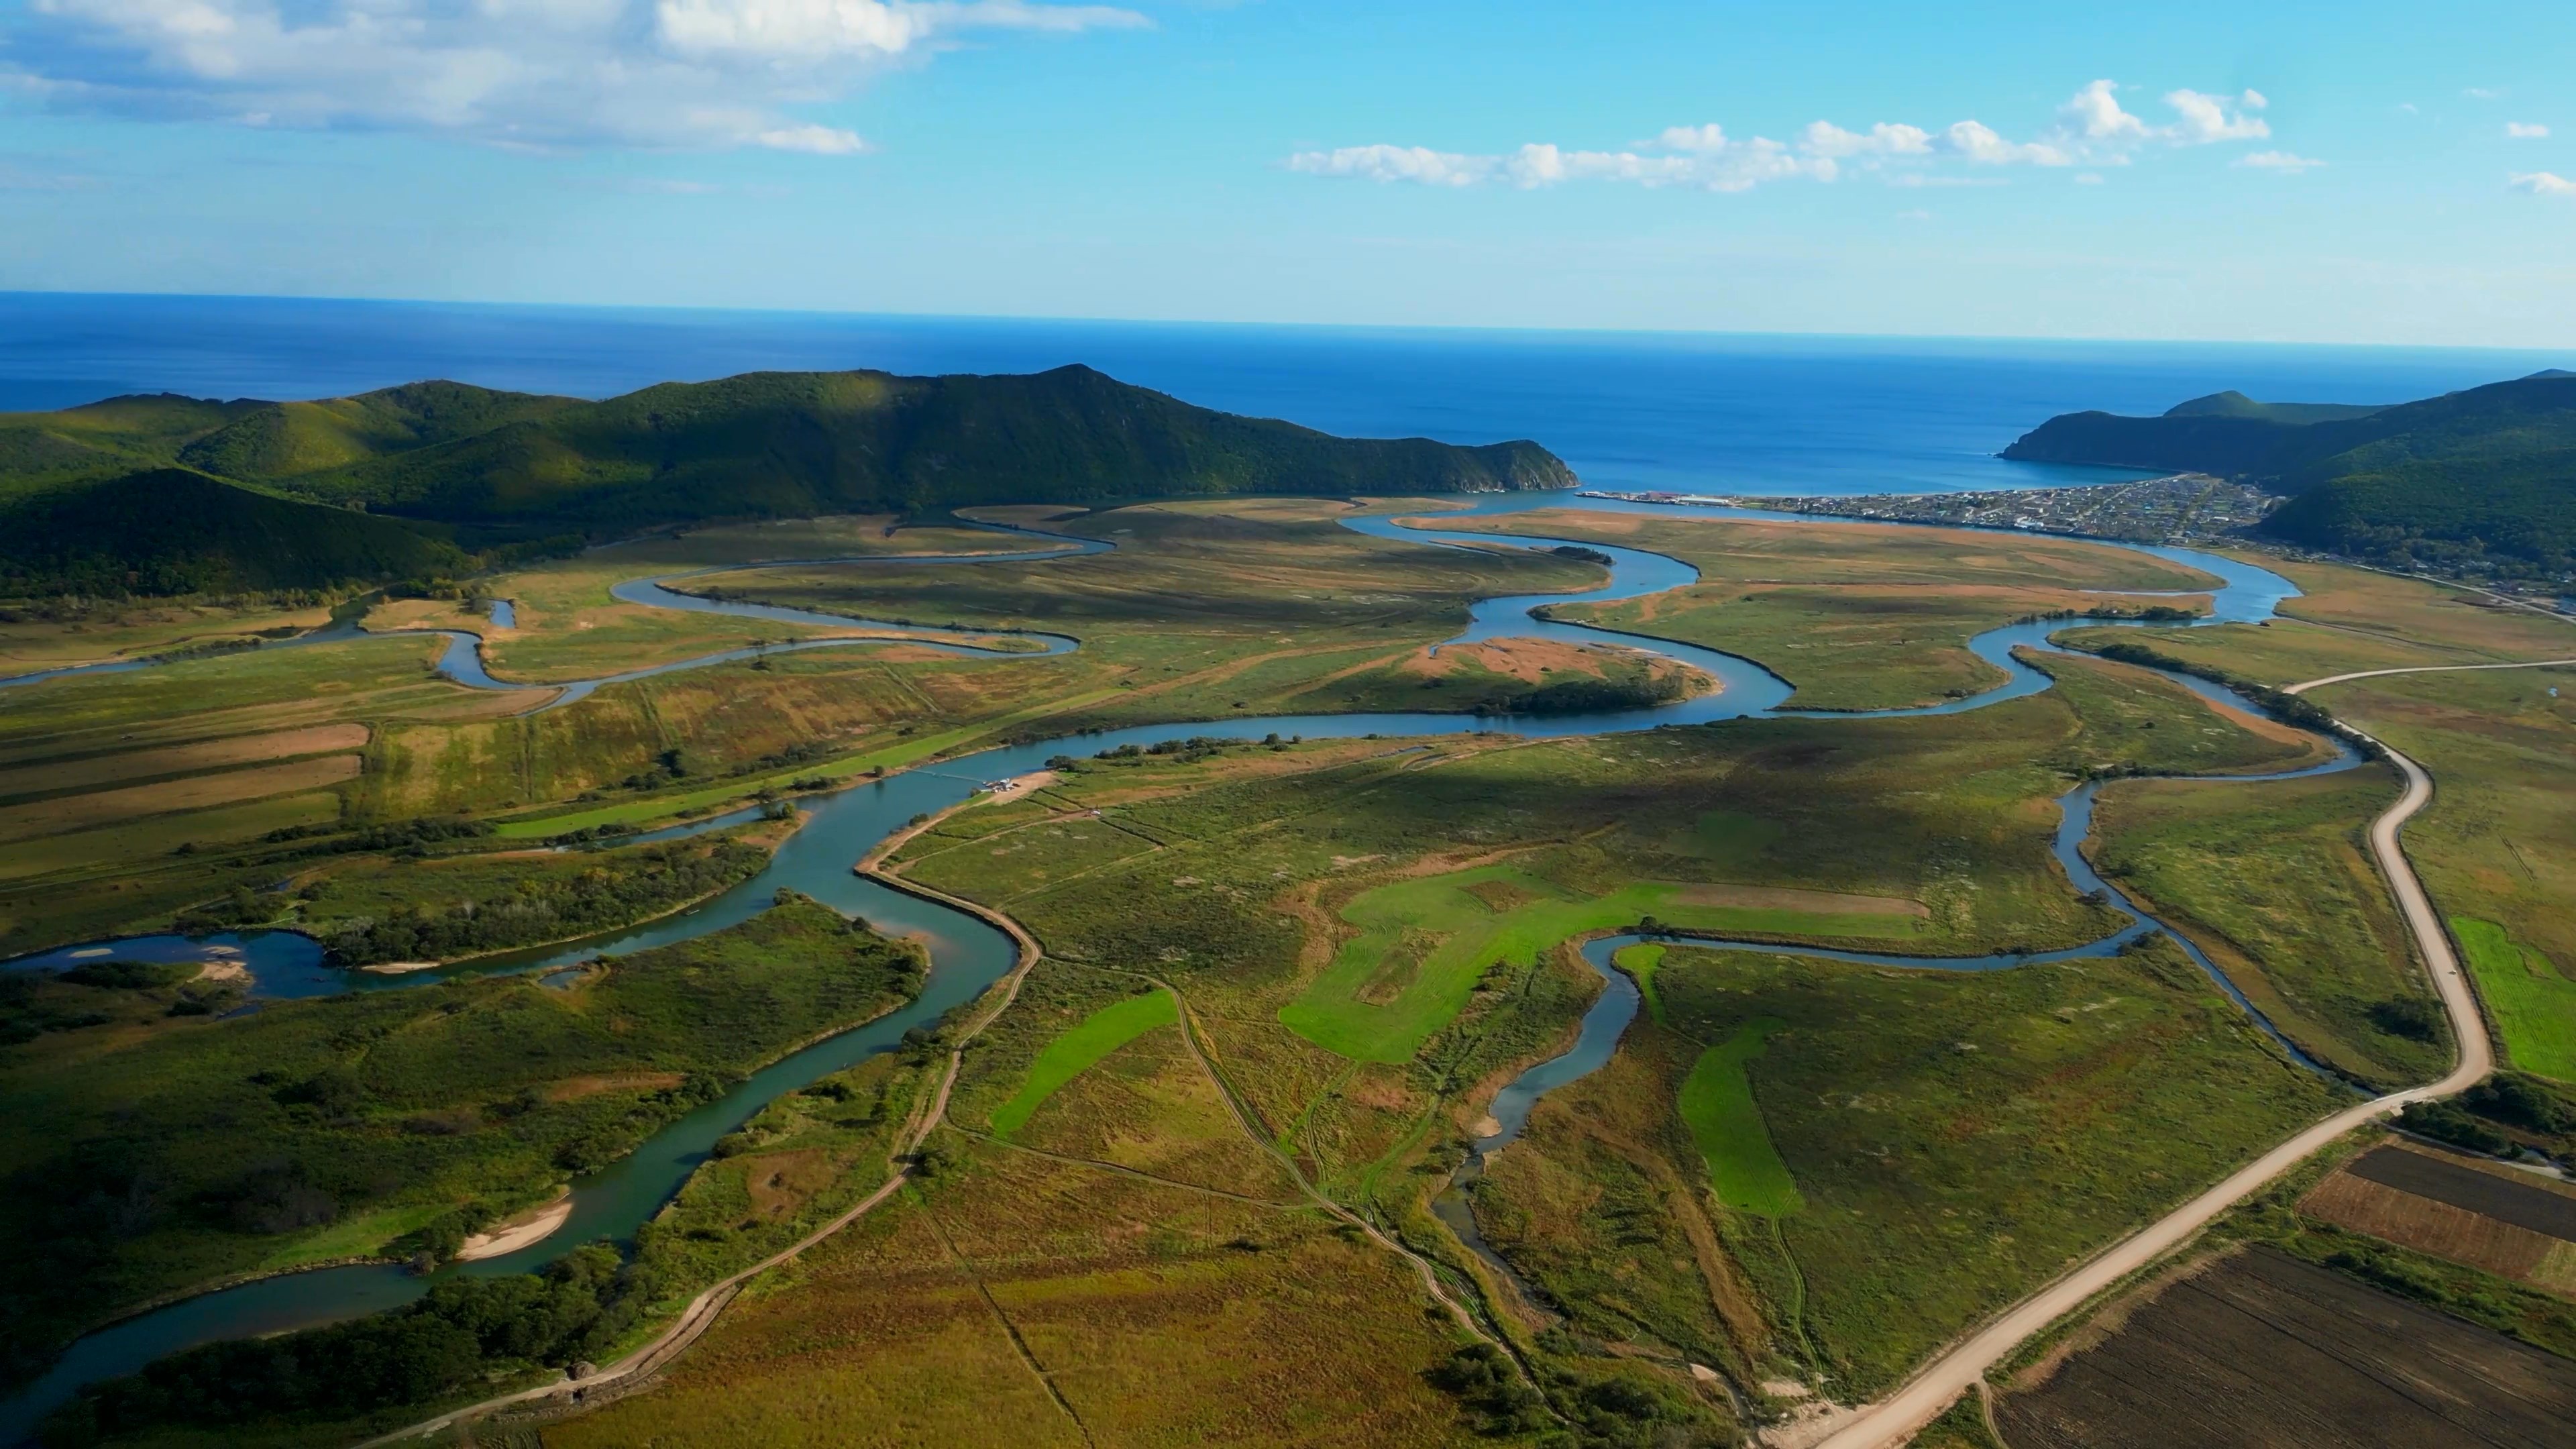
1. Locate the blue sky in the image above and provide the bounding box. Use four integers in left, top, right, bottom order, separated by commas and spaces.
1, 0, 2570, 344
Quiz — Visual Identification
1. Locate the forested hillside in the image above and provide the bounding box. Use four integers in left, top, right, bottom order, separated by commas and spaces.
0, 366, 1574, 597
2004, 373, 2576, 572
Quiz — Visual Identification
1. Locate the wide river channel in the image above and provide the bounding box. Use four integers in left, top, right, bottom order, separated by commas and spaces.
0, 492, 2369, 1437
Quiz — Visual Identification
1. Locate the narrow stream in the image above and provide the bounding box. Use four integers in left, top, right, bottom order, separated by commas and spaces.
0, 492, 2361, 1436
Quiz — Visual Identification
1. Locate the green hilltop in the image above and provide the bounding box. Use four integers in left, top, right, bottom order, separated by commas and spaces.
0, 366, 1575, 597
2002, 372, 2576, 574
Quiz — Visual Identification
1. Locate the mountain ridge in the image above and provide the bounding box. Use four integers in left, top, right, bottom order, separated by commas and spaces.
0, 365, 1576, 597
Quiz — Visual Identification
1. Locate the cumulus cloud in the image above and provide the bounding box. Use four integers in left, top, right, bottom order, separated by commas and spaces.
2507, 122, 2551, 139
2163, 89, 2269, 144
2467, 87, 2503, 100
2237, 150, 2324, 172
5, 0, 1145, 150
1288, 133, 1831, 193
1288, 79, 2280, 197
1943, 119, 2071, 166
2061, 78, 2147, 140
1799, 120, 1932, 158
2512, 171, 2575, 196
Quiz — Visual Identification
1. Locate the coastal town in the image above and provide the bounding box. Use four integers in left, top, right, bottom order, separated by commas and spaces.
1585, 475, 2576, 616
1587, 472, 2275, 544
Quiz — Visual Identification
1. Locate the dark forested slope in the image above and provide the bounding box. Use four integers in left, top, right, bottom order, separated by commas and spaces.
2004, 373, 2576, 571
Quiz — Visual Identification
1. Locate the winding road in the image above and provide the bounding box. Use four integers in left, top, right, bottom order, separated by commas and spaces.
1807, 658, 2576, 1449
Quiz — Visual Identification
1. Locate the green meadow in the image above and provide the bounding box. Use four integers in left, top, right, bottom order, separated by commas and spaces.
1678, 1018, 1803, 1216
1281, 864, 1921, 1063
2455, 917, 2576, 1081
988, 987, 1179, 1136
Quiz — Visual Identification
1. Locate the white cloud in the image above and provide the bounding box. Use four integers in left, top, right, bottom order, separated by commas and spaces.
1289, 133, 1832, 193
2467, 87, 2504, 100
2061, 78, 2147, 140
1290, 78, 2281, 199
1286, 145, 1489, 186
1943, 119, 2071, 166
2237, 150, 2324, 172
2074, 171, 2104, 184
1656, 124, 1731, 154
1799, 120, 1933, 158
7, 0, 1146, 150
2512, 171, 2576, 196
2507, 122, 2551, 139
2163, 89, 2270, 144
757, 123, 866, 155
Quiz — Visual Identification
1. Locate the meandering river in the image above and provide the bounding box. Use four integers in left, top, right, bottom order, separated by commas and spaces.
0, 493, 2367, 1437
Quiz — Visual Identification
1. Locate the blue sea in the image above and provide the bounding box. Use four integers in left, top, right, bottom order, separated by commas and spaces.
3, 292, 2565, 497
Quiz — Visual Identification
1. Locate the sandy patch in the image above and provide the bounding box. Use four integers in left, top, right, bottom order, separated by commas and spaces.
193, 958, 252, 986
360, 960, 443, 975
456, 1192, 573, 1261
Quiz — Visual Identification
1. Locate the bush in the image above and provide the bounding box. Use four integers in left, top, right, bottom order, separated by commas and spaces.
2397, 1099, 2509, 1155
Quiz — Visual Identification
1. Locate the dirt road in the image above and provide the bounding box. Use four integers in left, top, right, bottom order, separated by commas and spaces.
1804, 661, 2546, 1449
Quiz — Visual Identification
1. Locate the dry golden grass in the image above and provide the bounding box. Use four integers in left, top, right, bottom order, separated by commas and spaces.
2255, 556, 2576, 660
0, 722, 367, 802
543, 1143, 1483, 1449
0, 753, 358, 843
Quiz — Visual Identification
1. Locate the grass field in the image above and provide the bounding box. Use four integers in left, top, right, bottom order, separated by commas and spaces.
2454, 918, 2576, 1081
2085, 767, 2443, 1088
1281, 864, 1923, 1064
987, 988, 1179, 1136
1472, 934, 2341, 1397
1462, 508, 2220, 711
1677, 1018, 1803, 1216
0, 900, 922, 1382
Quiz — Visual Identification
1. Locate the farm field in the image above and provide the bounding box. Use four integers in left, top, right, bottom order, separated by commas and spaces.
1461, 508, 2222, 711
1992, 1244, 2576, 1449
2299, 1141, 2576, 1293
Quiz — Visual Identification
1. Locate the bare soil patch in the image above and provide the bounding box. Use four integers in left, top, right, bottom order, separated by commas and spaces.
2301, 1172, 2561, 1286
1995, 1244, 2576, 1448
2345, 1142, 2576, 1240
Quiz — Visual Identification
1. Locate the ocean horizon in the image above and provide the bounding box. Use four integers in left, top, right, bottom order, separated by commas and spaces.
5, 291, 2567, 499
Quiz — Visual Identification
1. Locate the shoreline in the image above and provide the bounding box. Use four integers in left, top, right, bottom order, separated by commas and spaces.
455, 1193, 574, 1262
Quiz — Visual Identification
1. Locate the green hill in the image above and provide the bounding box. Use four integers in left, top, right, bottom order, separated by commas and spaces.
0, 366, 1574, 596
175, 381, 579, 482
278, 365, 1573, 531
0, 468, 470, 596
2003, 374, 2576, 573
2161, 390, 2387, 425
0, 394, 270, 502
